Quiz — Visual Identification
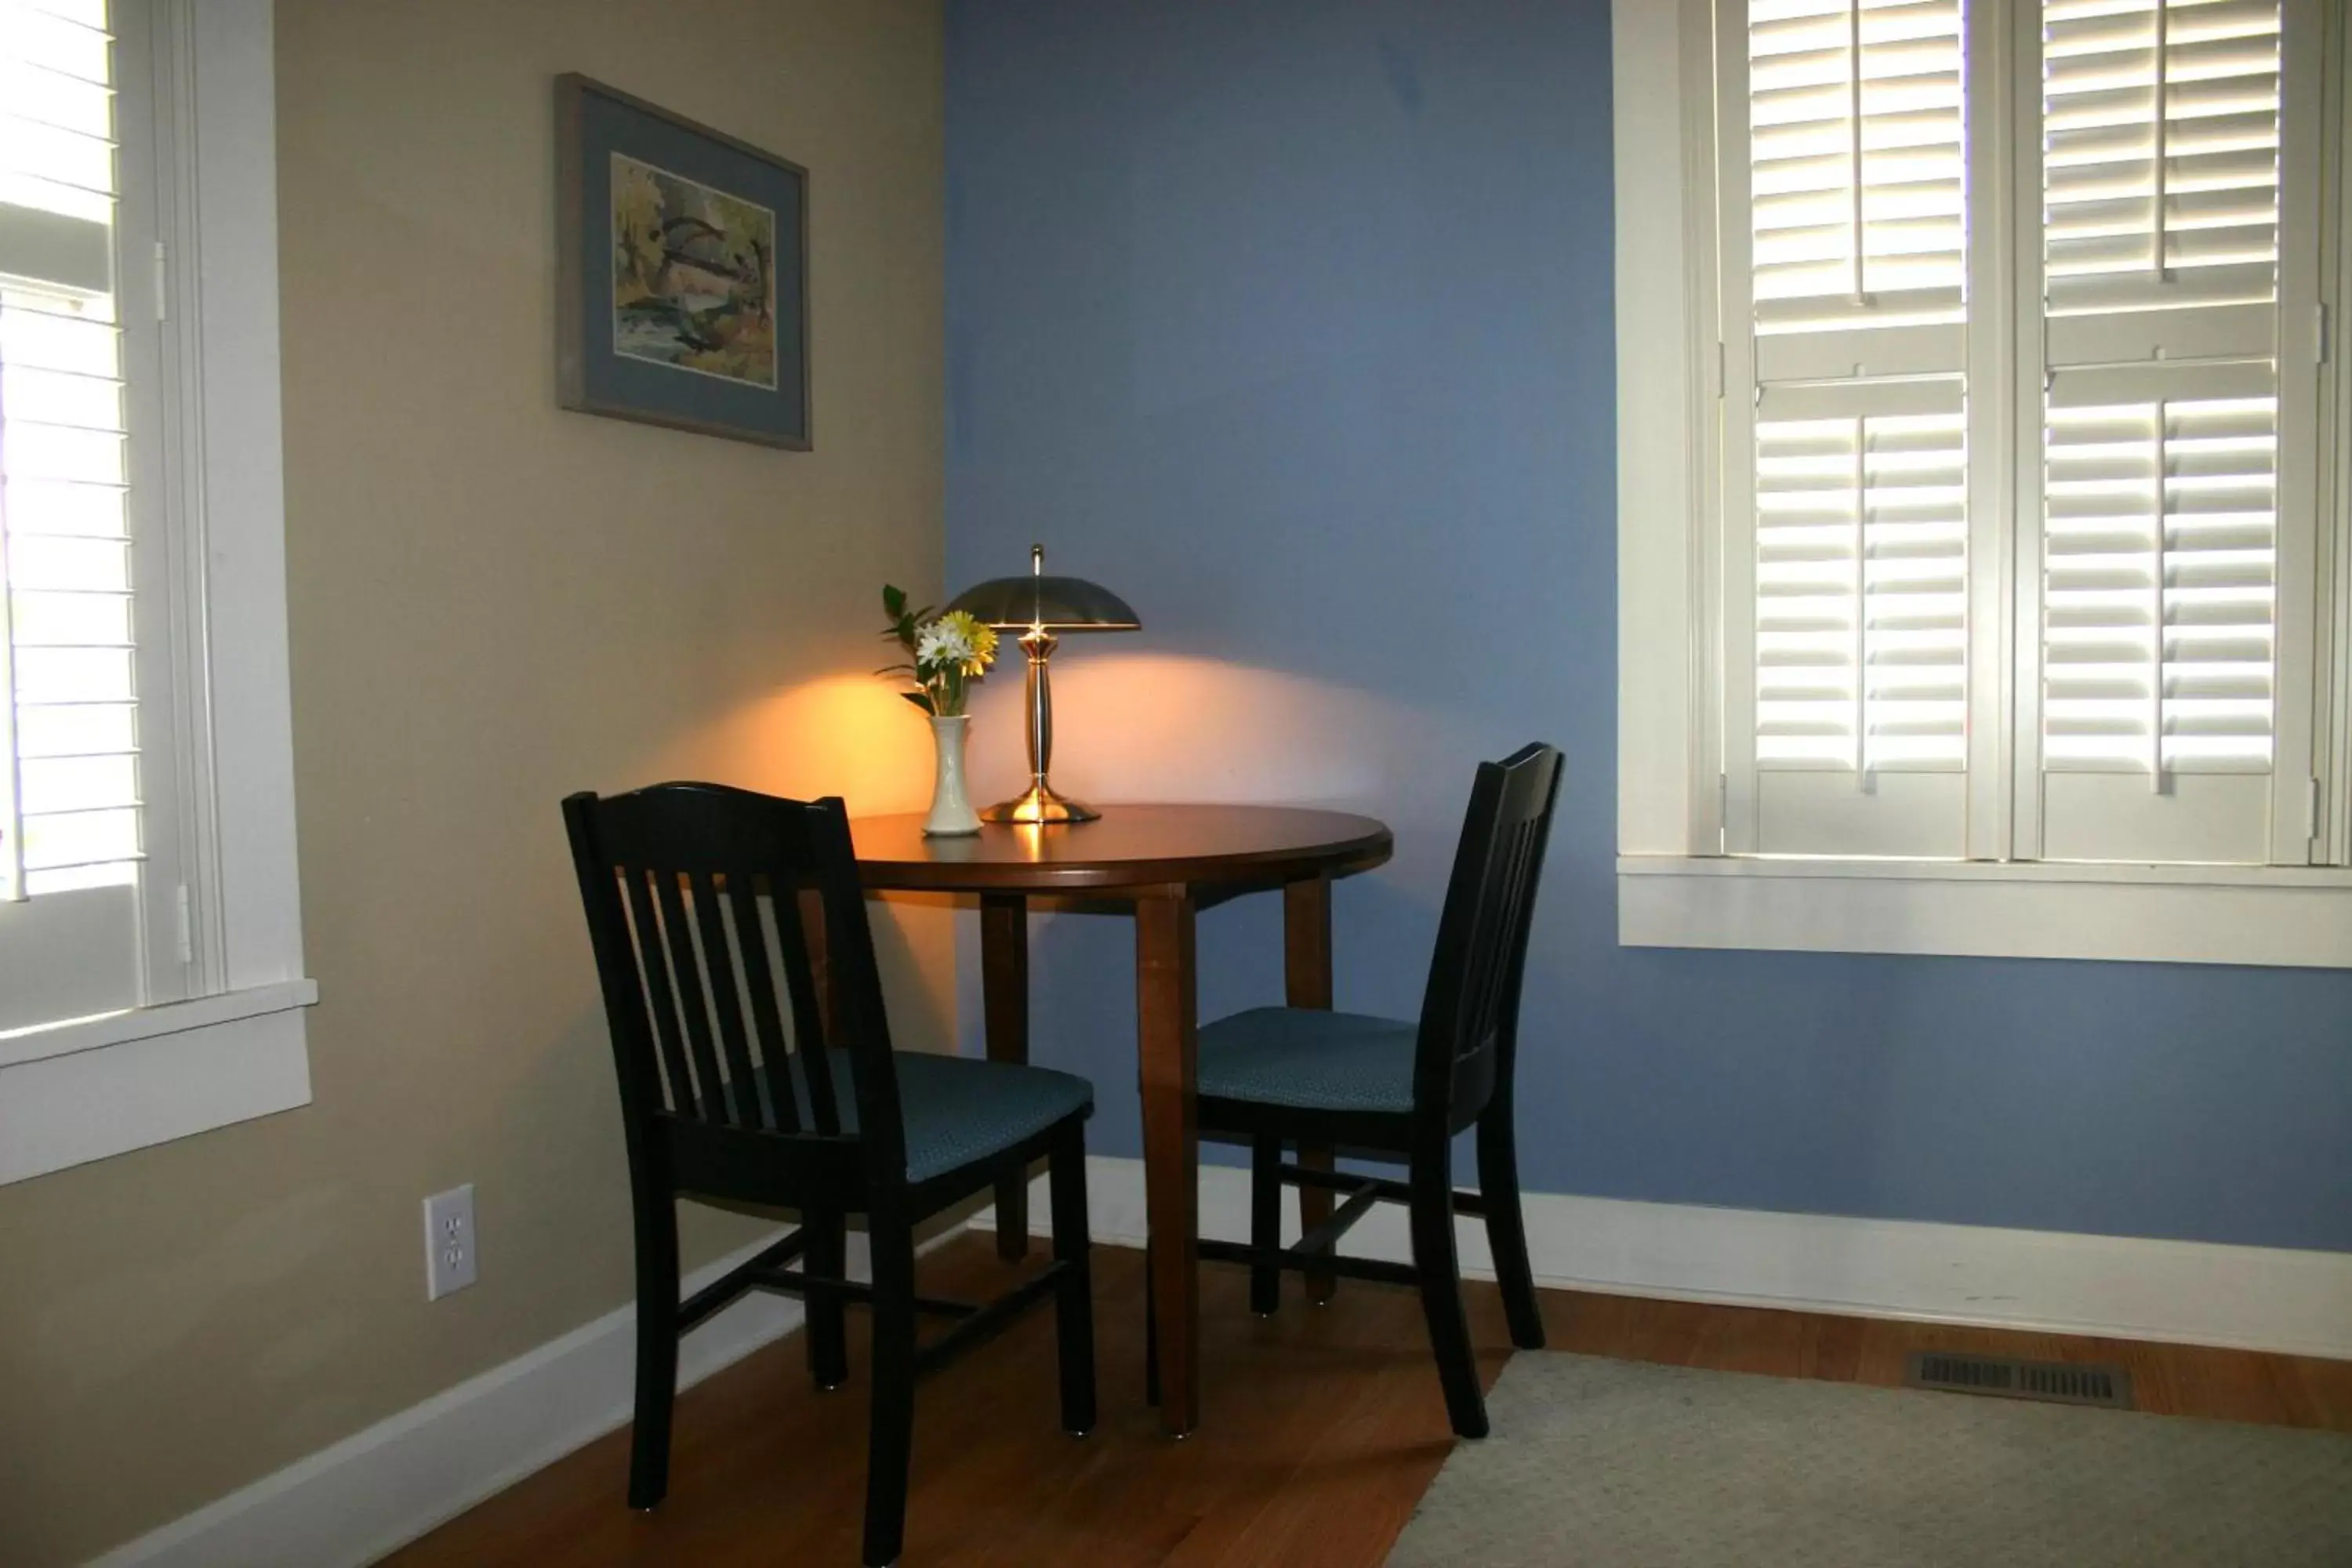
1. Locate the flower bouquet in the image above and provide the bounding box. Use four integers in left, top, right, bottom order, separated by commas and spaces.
879, 586, 998, 833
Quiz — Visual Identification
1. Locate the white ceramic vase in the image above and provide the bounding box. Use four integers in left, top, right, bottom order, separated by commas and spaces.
924, 713, 982, 837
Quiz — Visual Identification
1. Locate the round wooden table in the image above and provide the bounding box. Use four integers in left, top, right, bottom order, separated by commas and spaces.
851, 805, 1392, 1436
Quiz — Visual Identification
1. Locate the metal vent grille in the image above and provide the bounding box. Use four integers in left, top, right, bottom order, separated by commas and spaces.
1905, 1352, 2133, 1410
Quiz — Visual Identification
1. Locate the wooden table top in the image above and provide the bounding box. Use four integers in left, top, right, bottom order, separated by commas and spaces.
850, 803, 1392, 894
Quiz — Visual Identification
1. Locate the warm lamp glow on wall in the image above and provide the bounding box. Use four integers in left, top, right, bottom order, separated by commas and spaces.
946, 544, 1139, 822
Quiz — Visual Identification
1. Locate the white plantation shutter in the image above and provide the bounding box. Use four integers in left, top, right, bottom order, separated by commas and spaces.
1712, 0, 2329, 871
1724, 0, 1981, 856
1754, 394, 1969, 773
2027, 0, 2316, 864
2041, 0, 2282, 323
1748, 0, 1967, 339
2042, 387, 2276, 776
0, 0, 177, 1029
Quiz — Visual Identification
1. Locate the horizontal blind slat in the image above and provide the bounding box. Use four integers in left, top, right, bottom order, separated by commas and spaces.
2, 0, 140, 902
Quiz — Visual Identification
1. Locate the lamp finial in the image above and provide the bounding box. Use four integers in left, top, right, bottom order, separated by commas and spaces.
1031, 543, 1044, 576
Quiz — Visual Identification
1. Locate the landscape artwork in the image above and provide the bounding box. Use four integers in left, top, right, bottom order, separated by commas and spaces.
608, 152, 778, 389
557, 74, 808, 448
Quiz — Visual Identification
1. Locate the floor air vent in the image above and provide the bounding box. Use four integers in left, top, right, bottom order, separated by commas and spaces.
1904, 1352, 2132, 1410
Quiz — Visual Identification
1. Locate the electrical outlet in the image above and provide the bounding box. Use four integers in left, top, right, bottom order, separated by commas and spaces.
423, 1185, 477, 1301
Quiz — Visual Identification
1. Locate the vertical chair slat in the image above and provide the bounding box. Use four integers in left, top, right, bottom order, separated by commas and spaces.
1472, 822, 1537, 1048
1469, 818, 1539, 1054
622, 866, 702, 1117
730, 876, 801, 1134
655, 868, 735, 1127
770, 879, 844, 1135
691, 870, 768, 1132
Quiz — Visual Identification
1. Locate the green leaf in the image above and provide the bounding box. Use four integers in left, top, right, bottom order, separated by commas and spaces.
900, 690, 935, 714
882, 583, 907, 618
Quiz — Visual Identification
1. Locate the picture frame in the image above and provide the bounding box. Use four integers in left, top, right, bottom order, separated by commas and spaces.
555, 74, 811, 450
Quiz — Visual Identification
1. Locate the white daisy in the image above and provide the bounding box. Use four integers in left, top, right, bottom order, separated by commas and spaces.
916, 619, 974, 667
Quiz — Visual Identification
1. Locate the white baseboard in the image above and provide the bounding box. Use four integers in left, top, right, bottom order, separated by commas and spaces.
89, 1228, 858, 1568
975, 1155, 2352, 1363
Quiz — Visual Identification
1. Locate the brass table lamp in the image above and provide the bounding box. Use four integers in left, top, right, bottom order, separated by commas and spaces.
945, 544, 1139, 823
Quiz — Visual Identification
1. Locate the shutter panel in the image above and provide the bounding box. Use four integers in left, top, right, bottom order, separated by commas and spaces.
2043, 382, 2275, 776
0, 0, 144, 1028
1756, 391, 1969, 772
1750, 0, 1967, 339
2029, 0, 2307, 864
2042, 0, 2281, 322
1726, 0, 1976, 857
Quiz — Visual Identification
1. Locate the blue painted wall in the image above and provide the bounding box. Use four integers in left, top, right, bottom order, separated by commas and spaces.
944, 0, 2352, 1252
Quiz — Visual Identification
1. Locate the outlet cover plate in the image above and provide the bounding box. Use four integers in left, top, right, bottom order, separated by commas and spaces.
424, 1184, 477, 1301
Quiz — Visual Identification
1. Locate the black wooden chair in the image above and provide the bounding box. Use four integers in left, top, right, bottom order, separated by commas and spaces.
1155, 743, 1560, 1439
563, 782, 1096, 1568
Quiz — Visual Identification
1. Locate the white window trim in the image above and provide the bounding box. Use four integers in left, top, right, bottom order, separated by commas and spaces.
0, 0, 313, 1185
1613, 0, 2352, 969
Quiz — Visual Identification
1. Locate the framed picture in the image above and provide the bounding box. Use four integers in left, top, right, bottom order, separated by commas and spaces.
555, 74, 810, 449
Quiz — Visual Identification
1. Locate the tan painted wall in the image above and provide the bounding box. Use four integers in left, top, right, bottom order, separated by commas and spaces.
0, 2, 946, 1561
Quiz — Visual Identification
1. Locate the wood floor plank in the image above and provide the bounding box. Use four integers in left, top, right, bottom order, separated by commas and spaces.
383, 1232, 2352, 1568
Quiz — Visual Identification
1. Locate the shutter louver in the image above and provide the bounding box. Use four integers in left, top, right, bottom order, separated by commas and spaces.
2042, 0, 2281, 319
1750, 0, 1967, 337
1756, 403, 1969, 771
0, 0, 138, 903
2042, 391, 2276, 775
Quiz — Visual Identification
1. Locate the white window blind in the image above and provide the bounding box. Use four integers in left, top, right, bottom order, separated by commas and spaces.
1713, 0, 2322, 869
1748, 0, 1967, 337
2042, 0, 2283, 318
2030, 0, 2304, 865
2041, 390, 2277, 776
1724, 0, 1980, 857
0, 0, 165, 1029
1754, 400, 1969, 771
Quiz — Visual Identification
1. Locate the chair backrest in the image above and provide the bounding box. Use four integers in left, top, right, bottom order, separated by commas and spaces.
562, 782, 906, 1201
1413, 743, 1563, 1137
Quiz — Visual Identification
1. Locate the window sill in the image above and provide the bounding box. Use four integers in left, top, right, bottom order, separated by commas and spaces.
1618, 857, 2352, 968
0, 981, 318, 1185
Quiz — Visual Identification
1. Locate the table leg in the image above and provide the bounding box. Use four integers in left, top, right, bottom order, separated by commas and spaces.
1136, 888, 1200, 1436
1285, 875, 1338, 1305
980, 892, 1031, 1261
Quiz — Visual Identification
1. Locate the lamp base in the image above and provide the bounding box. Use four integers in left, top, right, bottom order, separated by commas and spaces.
980, 780, 1100, 824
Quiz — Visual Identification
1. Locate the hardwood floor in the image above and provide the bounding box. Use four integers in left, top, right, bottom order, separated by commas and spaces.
385, 1232, 2352, 1567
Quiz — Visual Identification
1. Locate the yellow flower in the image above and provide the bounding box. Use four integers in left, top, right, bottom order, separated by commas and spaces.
936, 610, 997, 672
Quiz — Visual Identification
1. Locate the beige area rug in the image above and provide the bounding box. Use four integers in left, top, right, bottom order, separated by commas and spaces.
1386, 1352, 2352, 1567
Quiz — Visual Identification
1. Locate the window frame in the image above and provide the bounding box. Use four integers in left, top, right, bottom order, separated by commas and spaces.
1613, 0, 2352, 968
0, 0, 313, 1185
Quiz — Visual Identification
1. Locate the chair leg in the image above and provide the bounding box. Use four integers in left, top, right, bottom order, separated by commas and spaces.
626, 1189, 681, 1510
862, 1216, 919, 1568
1249, 1134, 1283, 1316
805, 1207, 850, 1389
1142, 1238, 1160, 1408
1047, 1125, 1098, 1436
1477, 1108, 1546, 1351
1298, 1142, 1338, 1303
1409, 1158, 1489, 1440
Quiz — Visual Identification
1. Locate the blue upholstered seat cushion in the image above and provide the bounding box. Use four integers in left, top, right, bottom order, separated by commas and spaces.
729, 1051, 1092, 1185
1195, 1007, 1419, 1115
